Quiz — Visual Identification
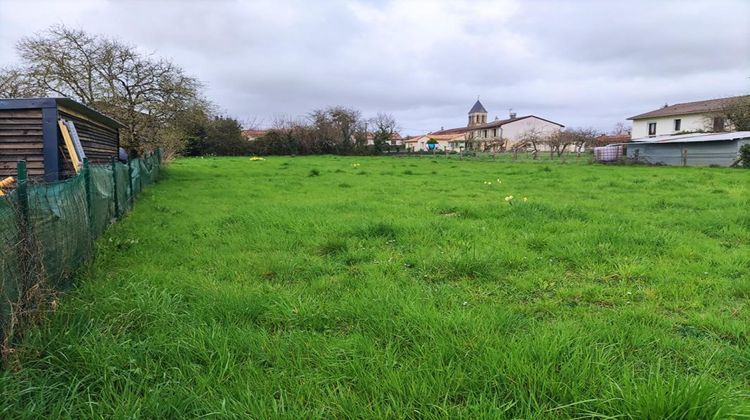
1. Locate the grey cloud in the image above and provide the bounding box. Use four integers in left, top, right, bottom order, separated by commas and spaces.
1, 0, 748, 135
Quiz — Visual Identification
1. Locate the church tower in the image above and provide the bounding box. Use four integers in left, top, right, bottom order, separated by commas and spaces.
468, 100, 488, 127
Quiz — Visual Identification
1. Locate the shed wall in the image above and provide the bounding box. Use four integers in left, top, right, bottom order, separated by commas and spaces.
626, 140, 742, 166
0, 108, 44, 178
58, 108, 119, 164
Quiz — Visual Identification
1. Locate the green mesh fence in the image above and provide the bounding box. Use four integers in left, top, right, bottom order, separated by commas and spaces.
130, 159, 142, 197
0, 194, 21, 338
115, 162, 130, 213
90, 166, 115, 238
27, 173, 92, 289
0, 151, 162, 349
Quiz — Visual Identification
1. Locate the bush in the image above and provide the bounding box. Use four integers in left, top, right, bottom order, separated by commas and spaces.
739, 144, 750, 168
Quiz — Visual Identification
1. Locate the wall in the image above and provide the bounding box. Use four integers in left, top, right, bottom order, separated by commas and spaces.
0, 108, 44, 178
631, 114, 721, 139
501, 117, 563, 144
59, 108, 119, 164
626, 140, 744, 166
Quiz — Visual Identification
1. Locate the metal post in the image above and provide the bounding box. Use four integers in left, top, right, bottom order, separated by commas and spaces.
111, 156, 120, 218
82, 158, 93, 234
16, 161, 30, 229
127, 158, 134, 208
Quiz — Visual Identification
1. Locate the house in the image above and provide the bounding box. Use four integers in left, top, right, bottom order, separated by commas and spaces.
423, 100, 564, 152
366, 132, 402, 146
595, 133, 631, 147
406, 132, 467, 152
625, 131, 750, 166
0, 97, 124, 180
242, 129, 268, 140
628, 95, 748, 139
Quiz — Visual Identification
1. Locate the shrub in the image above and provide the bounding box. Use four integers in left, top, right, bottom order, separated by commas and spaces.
739, 144, 750, 168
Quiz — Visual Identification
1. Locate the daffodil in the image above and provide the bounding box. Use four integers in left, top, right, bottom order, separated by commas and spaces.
523, 197, 528, 202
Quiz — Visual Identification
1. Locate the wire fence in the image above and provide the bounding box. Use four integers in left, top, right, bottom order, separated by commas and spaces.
0, 151, 161, 360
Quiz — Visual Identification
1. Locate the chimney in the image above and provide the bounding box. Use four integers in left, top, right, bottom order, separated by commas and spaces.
495, 116, 499, 121
509, 111, 517, 119
440, 126, 444, 131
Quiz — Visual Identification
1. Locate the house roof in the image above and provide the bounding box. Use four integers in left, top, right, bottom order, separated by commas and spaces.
242, 129, 268, 138
475, 115, 565, 129
595, 133, 631, 146
429, 126, 471, 135
366, 132, 402, 140
468, 100, 487, 114
429, 115, 564, 136
628, 95, 749, 120
629, 131, 750, 144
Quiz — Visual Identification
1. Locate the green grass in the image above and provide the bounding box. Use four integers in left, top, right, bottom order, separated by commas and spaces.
2, 155, 749, 418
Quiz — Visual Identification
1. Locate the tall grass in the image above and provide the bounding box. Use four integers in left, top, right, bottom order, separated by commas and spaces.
1, 155, 748, 418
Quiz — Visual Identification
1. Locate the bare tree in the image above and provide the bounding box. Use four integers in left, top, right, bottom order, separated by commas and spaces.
721, 95, 750, 131
12, 25, 206, 154
611, 122, 631, 135
0, 66, 46, 97
370, 112, 399, 152
516, 128, 548, 159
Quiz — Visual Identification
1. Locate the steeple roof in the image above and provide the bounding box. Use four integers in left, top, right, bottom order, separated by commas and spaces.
468, 100, 487, 114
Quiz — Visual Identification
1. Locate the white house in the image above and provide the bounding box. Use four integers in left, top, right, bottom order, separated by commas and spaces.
628, 95, 748, 139
423, 100, 564, 152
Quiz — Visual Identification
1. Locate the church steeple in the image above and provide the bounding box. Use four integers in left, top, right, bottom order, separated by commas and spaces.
468, 99, 488, 127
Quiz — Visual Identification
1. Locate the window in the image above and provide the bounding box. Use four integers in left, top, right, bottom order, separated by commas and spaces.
483, 129, 488, 138
713, 117, 725, 132
493, 128, 497, 137
674, 119, 681, 131
648, 122, 657, 136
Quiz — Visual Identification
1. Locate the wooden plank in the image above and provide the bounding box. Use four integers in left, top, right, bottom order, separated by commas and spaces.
58, 120, 81, 173
0, 155, 43, 162
0, 143, 43, 150
0, 129, 44, 136
0, 109, 43, 118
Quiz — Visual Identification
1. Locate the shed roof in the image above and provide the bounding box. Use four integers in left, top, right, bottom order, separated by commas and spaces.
0, 97, 126, 129
630, 131, 750, 144
628, 95, 749, 120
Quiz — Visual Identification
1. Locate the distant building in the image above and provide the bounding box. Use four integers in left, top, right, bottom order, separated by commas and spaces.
628, 95, 748, 139
626, 131, 750, 166
595, 133, 631, 146
366, 132, 402, 146
410, 100, 564, 152
242, 129, 268, 140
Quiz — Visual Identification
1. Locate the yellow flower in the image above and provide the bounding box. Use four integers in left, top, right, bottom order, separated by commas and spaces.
496, 179, 502, 184
523, 197, 528, 202
504, 195, 513, 202
249, 156, 265, 161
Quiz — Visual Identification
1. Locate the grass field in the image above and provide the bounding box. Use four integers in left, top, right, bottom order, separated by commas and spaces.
1, 155, 749, 418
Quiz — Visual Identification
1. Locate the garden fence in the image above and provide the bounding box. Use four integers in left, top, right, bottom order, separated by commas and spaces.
0, 151, 161, 354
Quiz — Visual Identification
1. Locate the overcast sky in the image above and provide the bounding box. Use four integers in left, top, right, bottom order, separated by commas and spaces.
1, 0, 749, 134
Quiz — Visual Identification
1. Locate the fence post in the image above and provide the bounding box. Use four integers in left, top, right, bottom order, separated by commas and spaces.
16, 161, 30, 230
127, 158, 134, 208
682, 148, 688, 166
82, 158, 93, 234
111, 157, 120, 218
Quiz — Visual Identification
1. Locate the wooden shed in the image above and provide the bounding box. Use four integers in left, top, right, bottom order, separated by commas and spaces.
0, 97, 125, 181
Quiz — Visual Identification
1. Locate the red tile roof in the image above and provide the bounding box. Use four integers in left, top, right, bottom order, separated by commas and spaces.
242, 129, 268, 139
